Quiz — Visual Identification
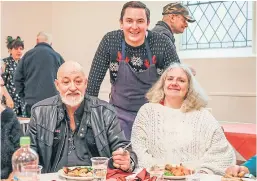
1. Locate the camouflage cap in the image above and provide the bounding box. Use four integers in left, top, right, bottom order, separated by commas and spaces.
162, 2, 195, 23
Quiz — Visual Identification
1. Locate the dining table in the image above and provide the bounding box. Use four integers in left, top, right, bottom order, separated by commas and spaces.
39, 171, 254, 181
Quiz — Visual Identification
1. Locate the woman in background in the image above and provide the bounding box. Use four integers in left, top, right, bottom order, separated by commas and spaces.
1, 77, 23, 180
131, 63, 236, 175
1, 36, 26, 117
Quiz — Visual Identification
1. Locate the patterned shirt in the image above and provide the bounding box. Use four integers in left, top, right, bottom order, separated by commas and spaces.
87, 30, 180, 97
1, 56, 26, 117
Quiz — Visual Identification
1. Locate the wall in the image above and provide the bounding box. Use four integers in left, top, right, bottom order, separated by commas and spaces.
1, 1, 52, 57
1, 1, 256, 123
183, 57, 256, 124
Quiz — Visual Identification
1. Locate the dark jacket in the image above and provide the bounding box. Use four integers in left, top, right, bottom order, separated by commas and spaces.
14, 42, 64, 106
26, 94, 138, 173
1, 107, 23, 179
152, 21, 176, 44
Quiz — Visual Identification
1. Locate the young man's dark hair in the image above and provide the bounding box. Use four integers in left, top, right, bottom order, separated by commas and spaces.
120, 1, 150, 23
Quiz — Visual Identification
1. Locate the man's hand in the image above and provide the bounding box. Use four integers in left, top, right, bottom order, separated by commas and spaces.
112, 148, 131, 171
225, 165, 249, 177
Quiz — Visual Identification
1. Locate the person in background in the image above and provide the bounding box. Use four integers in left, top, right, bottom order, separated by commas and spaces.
0, 69, 13, 109
131, 63, 236, 175
152, 2, 196, 75
1, 36, 26, 117
1, 77, 23, 180
87, 1, 180, 140
14, 32, 64, 117
225, 155, 256, 177
152, 2, 195, 45
26, 61, 137, 173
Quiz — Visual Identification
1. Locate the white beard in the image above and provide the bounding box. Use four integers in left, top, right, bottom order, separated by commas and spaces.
61, 92, 84, 107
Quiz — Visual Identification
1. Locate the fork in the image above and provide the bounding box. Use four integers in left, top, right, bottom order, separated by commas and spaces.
244, 173, 255, 179
110, 142, 132, 159
122, 142, 132, 152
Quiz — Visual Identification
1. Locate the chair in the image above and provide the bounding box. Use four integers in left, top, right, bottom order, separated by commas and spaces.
18, 117, 30, 134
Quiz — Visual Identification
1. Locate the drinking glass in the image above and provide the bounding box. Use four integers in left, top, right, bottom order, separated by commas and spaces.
91, 157, 108, 181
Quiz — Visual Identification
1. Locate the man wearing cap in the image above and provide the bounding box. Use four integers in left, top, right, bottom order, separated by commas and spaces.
152, 2, 195, 44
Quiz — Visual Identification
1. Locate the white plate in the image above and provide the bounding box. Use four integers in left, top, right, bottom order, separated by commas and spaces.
58, 166, 94, 180
163, 175, 186, 180
147, 164, 193, 180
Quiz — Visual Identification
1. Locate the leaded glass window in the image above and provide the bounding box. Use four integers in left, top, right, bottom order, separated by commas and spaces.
181, 1, 252, 50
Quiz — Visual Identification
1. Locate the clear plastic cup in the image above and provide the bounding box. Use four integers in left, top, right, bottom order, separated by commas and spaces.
91, 157, 108, 181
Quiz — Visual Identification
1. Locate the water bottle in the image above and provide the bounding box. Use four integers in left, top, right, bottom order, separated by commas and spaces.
12, 136, 39, 181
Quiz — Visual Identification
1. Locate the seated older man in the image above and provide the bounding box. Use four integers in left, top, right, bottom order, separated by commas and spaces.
26, 61, 137, 173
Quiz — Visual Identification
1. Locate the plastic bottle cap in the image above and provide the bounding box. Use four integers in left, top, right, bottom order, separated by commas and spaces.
20, 136, 31, 146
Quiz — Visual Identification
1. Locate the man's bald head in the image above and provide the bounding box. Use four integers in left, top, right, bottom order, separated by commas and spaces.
57, 61, 86, 80
55, 61, 87, 108
37, 31, 52, 45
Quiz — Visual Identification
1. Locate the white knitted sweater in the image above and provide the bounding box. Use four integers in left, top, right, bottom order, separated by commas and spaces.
131, 103, 236, 175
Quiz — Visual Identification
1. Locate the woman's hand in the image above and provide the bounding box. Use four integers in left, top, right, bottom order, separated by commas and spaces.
225, 165, 249, 177
6, 97, 14, 108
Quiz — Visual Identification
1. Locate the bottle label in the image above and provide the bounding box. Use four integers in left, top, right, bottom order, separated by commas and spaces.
13, 175, 19, 181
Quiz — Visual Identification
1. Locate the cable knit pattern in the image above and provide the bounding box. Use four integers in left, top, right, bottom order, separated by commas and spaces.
131, 103, 236, 175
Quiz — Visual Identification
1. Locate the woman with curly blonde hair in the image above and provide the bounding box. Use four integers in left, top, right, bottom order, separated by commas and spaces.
146, 63, 208, 112
131, 63, 236, 175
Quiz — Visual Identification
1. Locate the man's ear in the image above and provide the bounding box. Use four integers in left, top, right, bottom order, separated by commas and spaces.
169, 14, 176, 23
54, 79, 59, 92
84, 79, 88, 88
120, 20, 123, 30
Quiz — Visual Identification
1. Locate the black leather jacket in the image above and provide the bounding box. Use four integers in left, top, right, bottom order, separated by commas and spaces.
26, 94, 137, 173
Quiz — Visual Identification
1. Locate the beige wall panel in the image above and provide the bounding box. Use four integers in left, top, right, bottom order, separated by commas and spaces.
208, 96, 256, 123
1, 2, 52, 57
183, 57, 256, 123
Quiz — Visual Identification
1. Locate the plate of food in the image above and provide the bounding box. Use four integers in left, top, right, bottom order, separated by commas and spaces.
58, 166, 94, 180
222, 173, 254, 181
162, 163, 193, 180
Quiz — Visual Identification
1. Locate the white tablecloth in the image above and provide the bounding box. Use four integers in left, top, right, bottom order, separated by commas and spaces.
39, 172, 254, 181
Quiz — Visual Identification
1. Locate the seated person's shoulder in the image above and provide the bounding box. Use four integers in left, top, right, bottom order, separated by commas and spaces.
139, 102, 161, 112
86, 94, 116, 113
194, 108, 220, 127
32, 95, 59, 110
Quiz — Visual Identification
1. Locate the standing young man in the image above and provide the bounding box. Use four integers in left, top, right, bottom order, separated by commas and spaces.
87, 1, 180, 139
